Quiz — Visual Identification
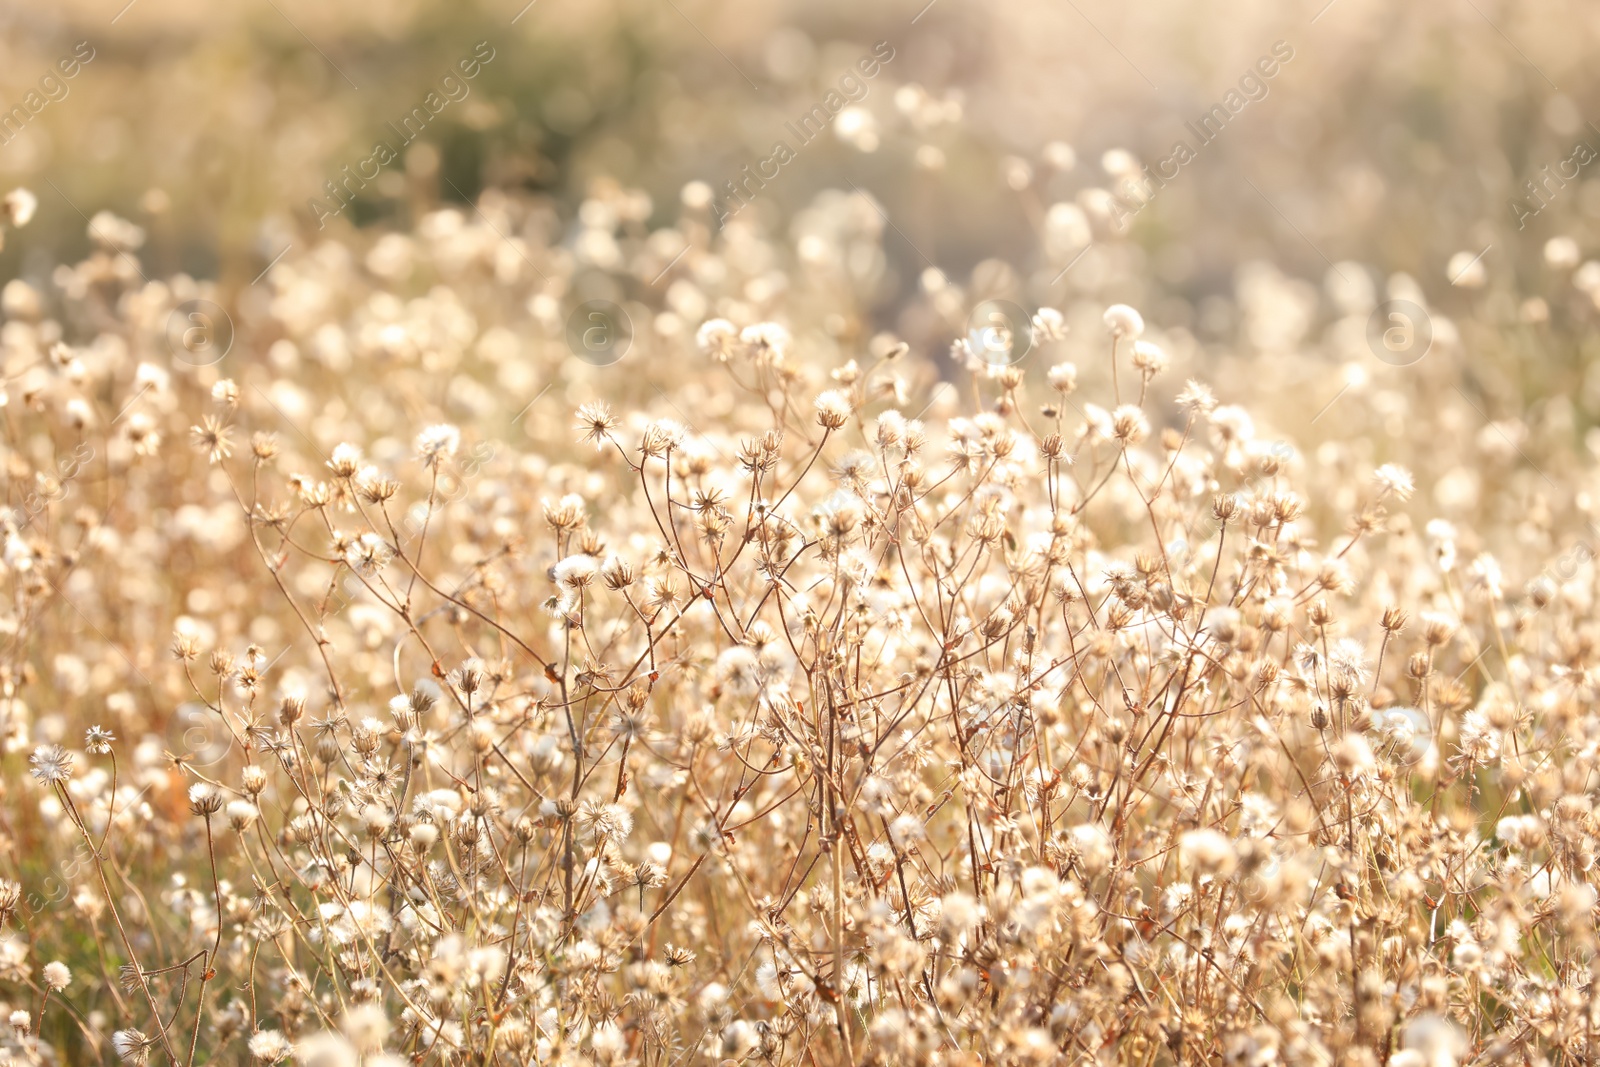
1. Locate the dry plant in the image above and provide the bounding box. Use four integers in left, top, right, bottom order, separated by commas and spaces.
0, 176, 1593, 1067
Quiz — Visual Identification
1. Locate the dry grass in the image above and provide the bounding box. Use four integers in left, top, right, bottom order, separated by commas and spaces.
0, 174, 1594, 1067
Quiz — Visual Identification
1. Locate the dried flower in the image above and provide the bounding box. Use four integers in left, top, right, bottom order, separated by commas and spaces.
2, 188, 37, 228
29, 745, 73, 785
574, 402, 616, 449
190, 416, 233, 463
414, 424, 460, 467
1103, 303, 1145, 338
43, 961, 70, 990
814, 389, 852, 430
113, 1029, 154, 1065
85, 725, 115, 754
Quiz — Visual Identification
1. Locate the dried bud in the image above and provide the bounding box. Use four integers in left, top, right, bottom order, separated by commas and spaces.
188, 784, 224, 817
1423, 616, 1456, 647
1405, 652, 1431, 680
602, 556, 634, 590
279, 697, 306, 728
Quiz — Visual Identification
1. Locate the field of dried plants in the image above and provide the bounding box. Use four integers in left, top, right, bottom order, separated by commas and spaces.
3, 1, 1600, 1065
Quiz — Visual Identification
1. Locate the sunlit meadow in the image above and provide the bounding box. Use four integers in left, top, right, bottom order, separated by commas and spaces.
1, 1, 1600, 1065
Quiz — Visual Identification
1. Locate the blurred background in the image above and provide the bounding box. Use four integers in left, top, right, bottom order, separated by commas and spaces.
5, 0, 1600, 433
